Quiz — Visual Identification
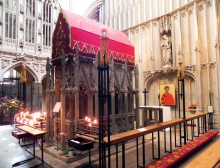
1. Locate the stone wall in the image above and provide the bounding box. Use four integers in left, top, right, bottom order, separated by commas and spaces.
0, 0, 60, 83
122, 0, 220, 127
90, 0, 220, 127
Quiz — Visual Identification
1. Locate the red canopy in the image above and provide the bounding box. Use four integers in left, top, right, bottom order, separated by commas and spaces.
52, 10, 135, 66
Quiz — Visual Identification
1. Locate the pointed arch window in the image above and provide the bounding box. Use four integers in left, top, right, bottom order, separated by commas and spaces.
5, 0, 17, 39
25, 0, 35, 43
43, 1, 52, 46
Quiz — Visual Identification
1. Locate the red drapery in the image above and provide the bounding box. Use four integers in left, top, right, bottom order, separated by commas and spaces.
52, 10, 135, 66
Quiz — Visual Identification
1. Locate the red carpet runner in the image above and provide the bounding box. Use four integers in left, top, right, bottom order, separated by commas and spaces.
146, 130, 219, 168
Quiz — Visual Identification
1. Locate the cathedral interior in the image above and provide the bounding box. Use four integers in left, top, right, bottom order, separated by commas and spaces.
0, 0, 220, 168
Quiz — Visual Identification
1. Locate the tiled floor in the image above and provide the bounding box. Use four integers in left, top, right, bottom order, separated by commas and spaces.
0, 125, 219, 168
0, 125, 49, 168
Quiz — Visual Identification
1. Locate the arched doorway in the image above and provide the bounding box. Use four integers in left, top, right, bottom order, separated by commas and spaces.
0, 64, 41, 124
145, 71, 197, 119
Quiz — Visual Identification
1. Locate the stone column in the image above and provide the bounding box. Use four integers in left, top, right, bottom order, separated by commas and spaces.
213, 0, 220, 126
123, 0, 126, 29
60, 54, 66, 151
194, 2, 202, 109
135, 65, 140, 128
143, 0, 147, 21
150, 0, 153, 19
132, 0, 136, 26
128, 0, 131, 28
50, 64, 55, 140
138, 0, 141, 24
124, 62, 129, 131
69, 55, 74, 139
45, 58, 51, 144
74, 54, 80, 132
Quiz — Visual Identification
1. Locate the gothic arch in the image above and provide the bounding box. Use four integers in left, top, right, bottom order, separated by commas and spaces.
144, 70, 197, 88
40, 74, 47, 83
0, 62, 39, 82
143, 69, 199, 107
83, 0, 103, 21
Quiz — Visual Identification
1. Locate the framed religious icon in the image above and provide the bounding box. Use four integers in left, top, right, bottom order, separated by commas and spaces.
160, 84, 176, 105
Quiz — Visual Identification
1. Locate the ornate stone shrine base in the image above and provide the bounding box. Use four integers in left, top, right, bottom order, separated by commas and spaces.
28, 144, 99, 164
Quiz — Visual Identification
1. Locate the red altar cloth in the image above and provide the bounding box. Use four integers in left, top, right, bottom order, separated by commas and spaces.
52, 10, 135, 66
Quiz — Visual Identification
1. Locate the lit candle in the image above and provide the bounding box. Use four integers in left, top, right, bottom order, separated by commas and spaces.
89, 123, 92, 127
85, 116, 88, 121
88, 118, 91, 122
94, 119, 97, 124
29, 120, 34, 126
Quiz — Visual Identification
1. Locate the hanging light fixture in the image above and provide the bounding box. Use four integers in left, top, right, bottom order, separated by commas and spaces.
20, 64, 27, 83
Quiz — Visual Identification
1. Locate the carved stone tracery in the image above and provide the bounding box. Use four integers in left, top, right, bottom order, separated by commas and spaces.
160, 15, 172, 68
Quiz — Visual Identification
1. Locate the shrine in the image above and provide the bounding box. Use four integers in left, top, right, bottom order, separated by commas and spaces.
46, 9, 139, 150
0, 0, 220, 168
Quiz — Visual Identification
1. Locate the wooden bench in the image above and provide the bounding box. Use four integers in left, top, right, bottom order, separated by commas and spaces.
185, 139, 220, 168
145, 130, 219, 168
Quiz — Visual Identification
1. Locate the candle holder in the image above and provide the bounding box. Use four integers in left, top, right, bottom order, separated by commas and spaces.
98, 26, 111, 168
177, 53, 187, 145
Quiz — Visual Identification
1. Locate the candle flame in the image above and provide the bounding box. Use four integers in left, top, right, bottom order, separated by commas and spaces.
29, 120, 34, 126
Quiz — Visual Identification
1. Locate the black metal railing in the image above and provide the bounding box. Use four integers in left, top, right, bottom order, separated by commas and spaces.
103, 113, 211, 168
